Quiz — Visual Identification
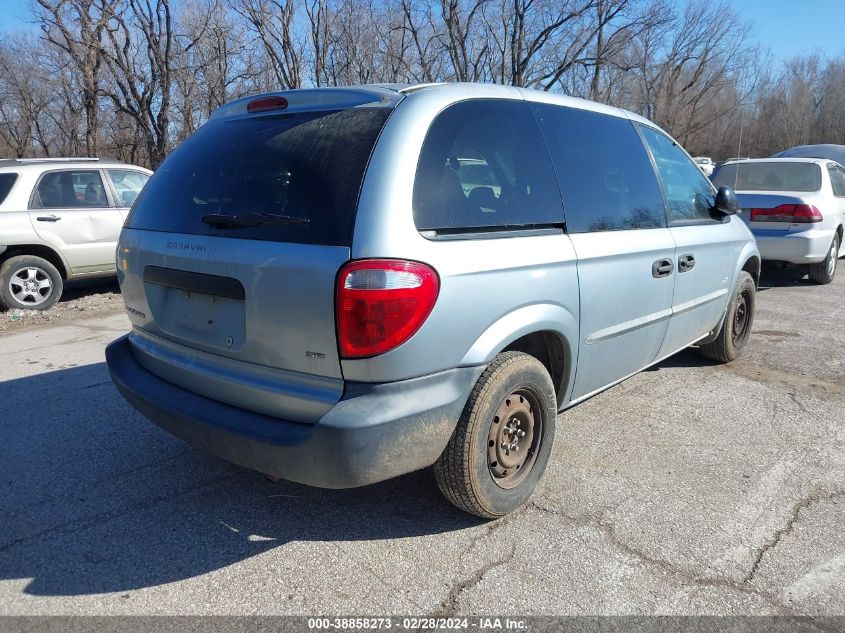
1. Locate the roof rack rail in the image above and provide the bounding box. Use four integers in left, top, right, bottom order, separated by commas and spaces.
15, 157, 100, 163
398, 82, 447, 94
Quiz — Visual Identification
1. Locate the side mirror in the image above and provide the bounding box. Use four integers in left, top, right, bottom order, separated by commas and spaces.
713, 186, 739, 216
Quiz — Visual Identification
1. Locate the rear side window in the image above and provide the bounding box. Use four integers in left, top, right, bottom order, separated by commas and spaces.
127, 108, 391, 246
828, 165, 845, 197
638, 125, 717, 225
529, 103, 666, 233
413, 99, 563, 232
108, 169, 150, 207
31, 170, 109, 209
712, 162, 822, 192
0, 173, 17, 205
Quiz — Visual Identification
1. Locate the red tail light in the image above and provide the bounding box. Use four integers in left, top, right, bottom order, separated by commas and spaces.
247, 96, 288, 113
749, 204, 823, 223
336, 259, 439, 359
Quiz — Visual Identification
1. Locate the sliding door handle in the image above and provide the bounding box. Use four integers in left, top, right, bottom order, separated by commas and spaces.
652, 258, 674, 278
678, 254, 695, 272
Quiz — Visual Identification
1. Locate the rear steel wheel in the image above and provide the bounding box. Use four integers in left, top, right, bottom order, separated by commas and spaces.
487, 389, 543, 489
434, 351, 557, 518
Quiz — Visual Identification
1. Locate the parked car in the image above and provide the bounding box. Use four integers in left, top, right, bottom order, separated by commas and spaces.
772, 144, 845, 166
106, 83, 760, 518
0, 158, 152, 310
711, 158, 844, 284
693, 156, 715, 176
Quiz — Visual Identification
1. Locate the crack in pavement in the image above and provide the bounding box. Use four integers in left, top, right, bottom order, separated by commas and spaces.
0, 471, 247, 554
83, 379, 113, 390
785, 392, 829, 429
788, 392, 813, 416
744, 488, 845, 585
527, 501, 791, 614
435, 542, 517, 619
430, 507, 526, 618
3, 449, 194, 517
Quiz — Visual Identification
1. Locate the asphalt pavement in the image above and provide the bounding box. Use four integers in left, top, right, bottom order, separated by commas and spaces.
0, 266, 843, 616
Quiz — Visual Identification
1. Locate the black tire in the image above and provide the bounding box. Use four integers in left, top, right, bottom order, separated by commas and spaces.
808, 233, 839, 285
699, 271, 755, 363
434, 351, 557, 518
0, 255, 63, 311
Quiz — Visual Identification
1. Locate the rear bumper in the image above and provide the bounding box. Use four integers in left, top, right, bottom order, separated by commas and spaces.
106, 334, 484, 488
753, 227, 835, 264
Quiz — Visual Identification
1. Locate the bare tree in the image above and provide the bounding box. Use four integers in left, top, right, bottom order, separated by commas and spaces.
439, 0, 489, 81
100, 0, 174, 167
399, 0, 443, 82
0, 37, 47, 157
304, 0, 332, 86
234, 0, 302, 89
625, 0, 757, 146
172, 0, 256, 140
35, 0, 111, 156
4, 0, 844, 166
508, 0, 597, 89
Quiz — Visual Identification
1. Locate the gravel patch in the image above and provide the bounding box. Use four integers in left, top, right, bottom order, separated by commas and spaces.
0, 280, 125, 334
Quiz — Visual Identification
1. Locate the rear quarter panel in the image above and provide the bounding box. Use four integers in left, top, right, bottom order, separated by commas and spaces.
0, 170, 39, 243
346, 86, 580, 395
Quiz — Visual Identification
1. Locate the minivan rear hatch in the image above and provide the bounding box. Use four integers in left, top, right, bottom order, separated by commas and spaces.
118, 90, 397, 419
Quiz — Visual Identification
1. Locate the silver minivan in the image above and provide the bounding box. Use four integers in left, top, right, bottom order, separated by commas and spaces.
106, 84, 760, 517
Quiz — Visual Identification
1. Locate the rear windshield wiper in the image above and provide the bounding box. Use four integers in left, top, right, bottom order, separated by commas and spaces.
201, 212, 310, 228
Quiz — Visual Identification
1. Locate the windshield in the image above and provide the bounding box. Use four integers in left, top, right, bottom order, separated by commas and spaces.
712, 162, 822, 192
126, 108, 391, 246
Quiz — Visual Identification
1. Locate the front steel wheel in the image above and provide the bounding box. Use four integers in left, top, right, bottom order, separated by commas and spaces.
699, 271, 755, 363
731, 285, 752, 349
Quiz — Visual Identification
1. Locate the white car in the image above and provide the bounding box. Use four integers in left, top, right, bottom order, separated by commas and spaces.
693, 156, 715, 176
0, 158, 152, 310
711, 158, 845, 284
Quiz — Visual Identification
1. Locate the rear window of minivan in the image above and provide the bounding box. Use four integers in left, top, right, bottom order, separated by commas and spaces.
413, 99, 563, 233
126, 108, 391, 246
712, 162, 822, 192
0, 173, 18, 205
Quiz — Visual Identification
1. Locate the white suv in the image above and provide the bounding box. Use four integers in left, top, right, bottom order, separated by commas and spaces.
0, 158, 151, 310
